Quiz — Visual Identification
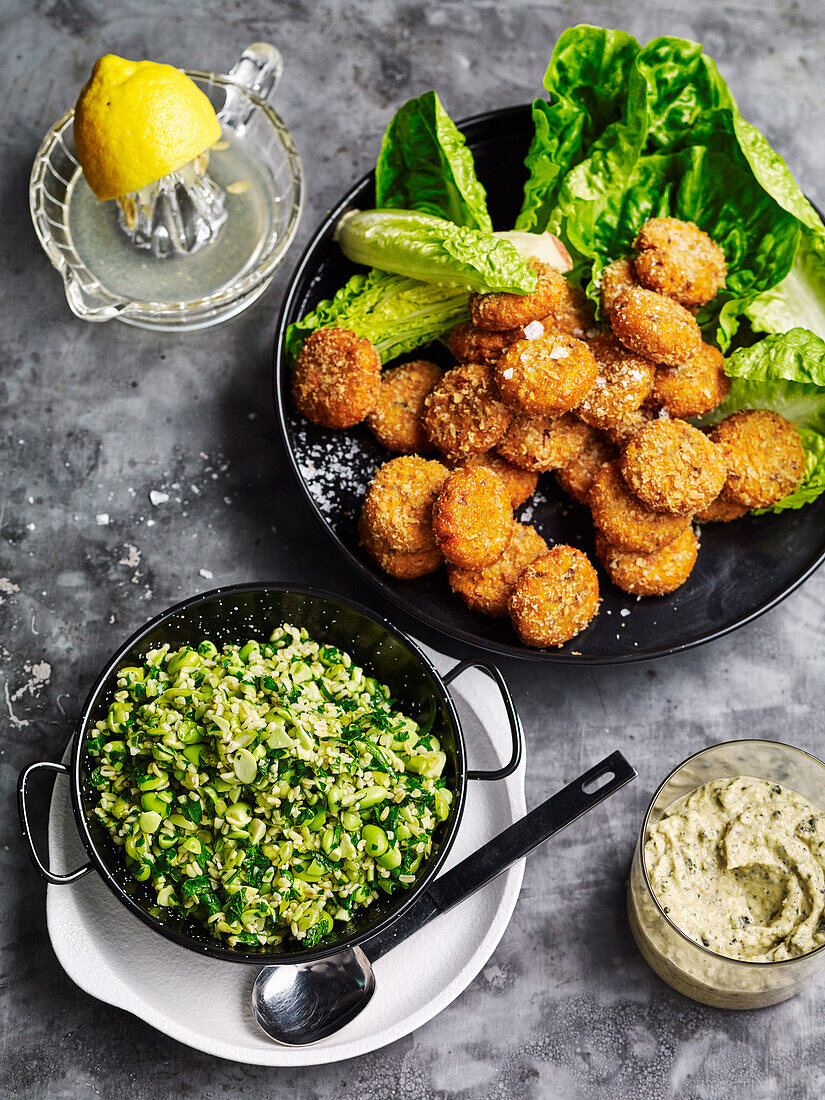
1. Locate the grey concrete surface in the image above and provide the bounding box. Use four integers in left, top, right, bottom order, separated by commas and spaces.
3, 1, 825, 1096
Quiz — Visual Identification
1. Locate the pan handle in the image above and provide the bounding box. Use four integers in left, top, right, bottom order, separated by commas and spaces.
17, 760, 93, 885
443, 659, 523, 782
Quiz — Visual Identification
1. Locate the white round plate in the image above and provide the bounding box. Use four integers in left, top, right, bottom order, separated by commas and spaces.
46, 646, 527, 1066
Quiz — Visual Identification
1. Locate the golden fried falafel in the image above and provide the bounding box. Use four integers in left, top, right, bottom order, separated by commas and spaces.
604, 405, 660, 447
452, 452, 538, 508
448, 321, 525, 365
358, 511, 443, 579
610, 286, 703, 368
292, 327, 381, 429
469, 260, 567, 331
422, 362, 512, 461
589, 459, 691, 552
448, 522, 549, 617
601, 256, 639, 316
708, 409, 806, 509
496, 413, 591, 472
576, 333, 656, 432
555, 429, 618, 505
432, 465, 513, 569
548, 280, 596, 339
366, 360, 443, 453
495, 332, 598, 416
634, 217, 727, 308
648, 342, 730, 418
620, 418, 726, 516
361, 455, 448, 553
508, 546, 600, 647
695, 495, 749, 523
595, 526, 699, 596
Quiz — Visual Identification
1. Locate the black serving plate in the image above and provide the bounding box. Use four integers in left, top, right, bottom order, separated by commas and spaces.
273, 104, 825, 664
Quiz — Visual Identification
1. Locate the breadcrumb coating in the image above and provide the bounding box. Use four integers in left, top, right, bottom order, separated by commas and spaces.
576, 333, 655, 432
292, 327, 381, 429
496, 413, 590, 472
508, 546, 600, 647
495, 332, 598, 416
621, 418, 726, 516
610, 286, 703, 368
469, 260, 567, 331
448, 522, 548, 617
362, 455, 448, 553
649, 342, 730, 419
366, 360, 443, 453
589, 459, 691, 552
708, 409, 806, 509
595, 526, 699, 596
432, 465, 513, 569
422, 362, 512, 461
634, 217, 726, 308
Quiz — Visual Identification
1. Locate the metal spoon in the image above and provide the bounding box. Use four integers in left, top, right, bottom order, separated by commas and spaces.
252, 749, 635, 1045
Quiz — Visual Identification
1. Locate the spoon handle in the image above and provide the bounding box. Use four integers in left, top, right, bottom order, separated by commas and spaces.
365, 750, 635, 963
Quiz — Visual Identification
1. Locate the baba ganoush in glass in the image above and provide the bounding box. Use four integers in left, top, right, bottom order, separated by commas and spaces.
644, 776, 825, 962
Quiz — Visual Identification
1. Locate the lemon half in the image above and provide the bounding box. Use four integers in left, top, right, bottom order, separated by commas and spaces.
74, 54, 222, 201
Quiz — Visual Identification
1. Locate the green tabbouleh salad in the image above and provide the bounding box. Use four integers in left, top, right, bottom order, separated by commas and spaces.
86, 624, 453, 949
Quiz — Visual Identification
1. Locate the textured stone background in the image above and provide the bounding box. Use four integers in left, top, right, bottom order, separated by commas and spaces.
3, 1, 825, 1097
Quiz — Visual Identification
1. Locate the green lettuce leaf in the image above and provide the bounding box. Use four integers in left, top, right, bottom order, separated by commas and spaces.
334, 209, 536, 293
745, 227, 825, 340
518, 26, 822, 349
703, 329, 825, 512
375, 90, 492, 232
283, 269, 469, 365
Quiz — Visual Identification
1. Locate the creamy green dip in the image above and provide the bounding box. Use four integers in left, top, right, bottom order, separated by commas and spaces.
645, 776, 825, 962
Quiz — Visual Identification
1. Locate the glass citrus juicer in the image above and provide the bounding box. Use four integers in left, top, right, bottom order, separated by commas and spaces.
30, 44, 304, 330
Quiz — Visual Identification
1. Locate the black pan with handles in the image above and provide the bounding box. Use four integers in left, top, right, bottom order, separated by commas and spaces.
272, 103, 825, 664
18, 583, 527, 966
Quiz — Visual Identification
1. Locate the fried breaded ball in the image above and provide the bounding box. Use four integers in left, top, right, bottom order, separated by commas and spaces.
648, 342, 730, 419
496, 413, 590, 472
495, 332, 598, 416
365, 360, 443, 453
634, 217, 727, 308
548, 281, 595, 339
452, 452, 538, 508
555, 429, 618, 505
448, 522, 549, 617
595, 527, 699, 596
621, 418, 726, 516
589, 460, 691, 552
358, 511, 443, 579
292, 327, 381, 429
432, 466, 513, 569
708, 410, 806, 509
695, 495, 749, 523
610, 286, 703, 368
469, 260, 567, 331
576, 334, 655, 432
601, 256, 639, 315
448, 321, 525, 365
422, 362, 512, 461
361, 455, 448, 553
508, 546, 600, 648
604, 405, 660, 447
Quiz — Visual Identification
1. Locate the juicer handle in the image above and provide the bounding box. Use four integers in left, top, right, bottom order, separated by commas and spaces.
17, 760, 93, 885
222, 44, 284, 131
443, 659, 523, 782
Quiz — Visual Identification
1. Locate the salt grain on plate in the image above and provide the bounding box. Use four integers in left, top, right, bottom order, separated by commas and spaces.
95, 513, 109, 525
149, 490, 169, 506
198, 568, 214, 580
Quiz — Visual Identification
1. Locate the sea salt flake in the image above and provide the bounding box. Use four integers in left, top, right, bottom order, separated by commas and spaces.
198, 568, 214, 580
149, 490, 169, 506
524, 320, 544, 340
95, 513, 109, 526
501, 368, 514, 380
549, 347, 569, 360
620, 608, 630, 617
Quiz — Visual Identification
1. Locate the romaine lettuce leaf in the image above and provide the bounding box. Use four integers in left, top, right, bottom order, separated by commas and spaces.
283, 269, 469, 365
334, 209, 537, 293
519, 26, 822, 349
745, 227, 825, 340
375, 91, 492, 232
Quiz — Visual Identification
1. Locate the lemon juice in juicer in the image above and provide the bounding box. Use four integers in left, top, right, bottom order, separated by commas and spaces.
30, 44, 303, 329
